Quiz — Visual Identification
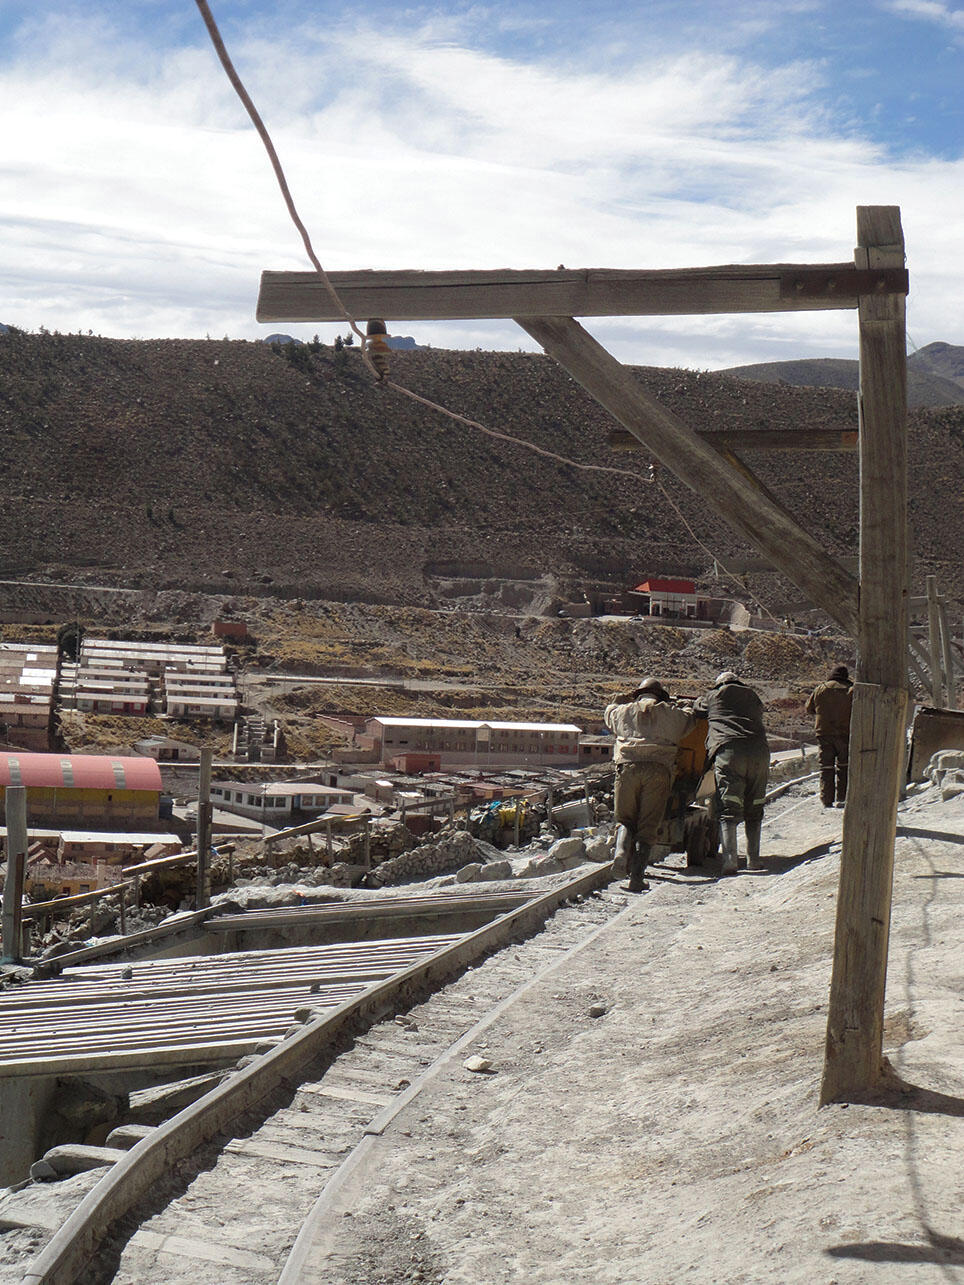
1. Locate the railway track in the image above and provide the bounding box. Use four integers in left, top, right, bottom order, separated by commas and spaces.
14, 863, 626, 1284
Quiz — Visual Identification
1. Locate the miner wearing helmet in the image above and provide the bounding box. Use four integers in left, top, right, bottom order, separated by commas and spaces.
604, 677, 696, 893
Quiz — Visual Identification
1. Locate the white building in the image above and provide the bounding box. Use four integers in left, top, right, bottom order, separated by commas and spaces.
208, 781, 354, 822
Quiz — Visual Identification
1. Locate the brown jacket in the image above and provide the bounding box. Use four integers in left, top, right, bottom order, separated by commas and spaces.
604, 695, 695, 768
805, 680, 853, 737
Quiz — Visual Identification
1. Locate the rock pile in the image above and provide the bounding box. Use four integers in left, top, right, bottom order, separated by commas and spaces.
369, 831, 480, 886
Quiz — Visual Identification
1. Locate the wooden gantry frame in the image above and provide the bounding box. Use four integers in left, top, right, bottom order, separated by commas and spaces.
258, 205, 910, 1103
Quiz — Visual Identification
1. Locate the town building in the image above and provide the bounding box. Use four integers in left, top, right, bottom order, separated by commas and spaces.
630, 578, 701, 618
364, 717, 583, 768
59, 665, 152, 715
0, 644, 56, 751
208, 780, 354, 823
0, 751, 163, 830
59, 638, 238, 722
133, 735, 202, 762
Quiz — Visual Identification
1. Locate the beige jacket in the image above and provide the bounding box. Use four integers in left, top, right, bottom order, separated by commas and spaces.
604, 696, 695, 767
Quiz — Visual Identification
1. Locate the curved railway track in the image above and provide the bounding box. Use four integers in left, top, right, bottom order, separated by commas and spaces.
16, 863, 627, 1284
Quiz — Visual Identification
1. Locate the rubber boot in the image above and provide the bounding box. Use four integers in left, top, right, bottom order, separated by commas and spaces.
720, 820, 739, 876
614, 825, 634, 881
628, 841, 651, 894
745, 819, 764, 870
836, 765, 848, 808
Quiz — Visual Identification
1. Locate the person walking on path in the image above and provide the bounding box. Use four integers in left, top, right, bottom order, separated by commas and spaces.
805, 664, 853, 809
693, 671, 769, 876
604, 677, 696, 893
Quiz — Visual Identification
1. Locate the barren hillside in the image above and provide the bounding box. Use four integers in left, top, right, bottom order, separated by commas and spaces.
0, 329, 960, 614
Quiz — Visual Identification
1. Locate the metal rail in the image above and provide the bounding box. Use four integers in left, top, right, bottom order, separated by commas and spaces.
21, 861, 615, 1285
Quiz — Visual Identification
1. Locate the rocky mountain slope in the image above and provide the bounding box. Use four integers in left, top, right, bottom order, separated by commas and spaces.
721, 340, 964, 408
0, 329, 960, 614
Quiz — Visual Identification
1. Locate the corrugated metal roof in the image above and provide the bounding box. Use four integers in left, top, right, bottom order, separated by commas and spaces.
0, 752, 163, 792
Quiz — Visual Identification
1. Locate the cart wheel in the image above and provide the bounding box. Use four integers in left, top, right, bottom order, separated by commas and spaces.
685, 812, 718, 867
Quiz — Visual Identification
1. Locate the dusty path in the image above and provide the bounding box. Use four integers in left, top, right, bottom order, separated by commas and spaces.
296, 783, 964, 1284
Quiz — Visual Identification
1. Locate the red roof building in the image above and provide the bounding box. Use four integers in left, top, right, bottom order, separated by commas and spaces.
631, 578, 701, 619
0, 752, 163, 838
634, 579, 696, 595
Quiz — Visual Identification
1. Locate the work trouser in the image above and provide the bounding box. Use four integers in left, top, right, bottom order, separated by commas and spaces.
818, 734, 849, 806
713, 742, 769, 825
613, 760, 672, 845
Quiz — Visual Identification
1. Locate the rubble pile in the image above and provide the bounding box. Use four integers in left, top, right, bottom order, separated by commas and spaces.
368, 831, 485, 887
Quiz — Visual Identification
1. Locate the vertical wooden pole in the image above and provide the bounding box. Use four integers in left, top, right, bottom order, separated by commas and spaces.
1, 786, 27, 963
925, 576, 944, 706
938, 602, 957, 708
821, 207, 909, 1104
195, 748, 213, 910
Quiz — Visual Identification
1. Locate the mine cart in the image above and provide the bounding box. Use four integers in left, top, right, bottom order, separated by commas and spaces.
657, 715, 719, 866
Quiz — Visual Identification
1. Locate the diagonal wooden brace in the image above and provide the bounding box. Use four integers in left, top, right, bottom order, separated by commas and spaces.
514, 315, 859, 635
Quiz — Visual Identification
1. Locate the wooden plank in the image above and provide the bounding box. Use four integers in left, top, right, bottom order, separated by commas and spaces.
309, 1083, 394, 1107
938, 601, 957, 708
224, 1138, 339, 1168
133, 1226, 279, 1270
608, 427, 858, 453
515, 315, 859, 635
821, 206, 909, 1105
1, 787, 27, 962
926, 576, 945, 706
257, 263, 871, 323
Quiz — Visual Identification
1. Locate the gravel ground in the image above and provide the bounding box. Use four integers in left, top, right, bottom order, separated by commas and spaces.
297, 780, 964, 1284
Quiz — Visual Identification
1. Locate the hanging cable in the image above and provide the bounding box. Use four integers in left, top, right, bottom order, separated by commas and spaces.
194, 0, 790, 616
194, 0, 655, 486
654, 478, 779, 622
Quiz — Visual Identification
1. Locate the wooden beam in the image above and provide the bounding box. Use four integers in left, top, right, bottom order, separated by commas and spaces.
608, 427, 858, 453
514, 315, 858, 634
926, 576, 945, 707
821, 206, 909, 1105
1, 787, 27, 963
938, 600, 957, 708
256, 263, 907, 324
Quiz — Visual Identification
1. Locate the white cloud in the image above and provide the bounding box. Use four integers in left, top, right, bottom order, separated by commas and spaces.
883, 0, 964, 38
0, 7, 960, 368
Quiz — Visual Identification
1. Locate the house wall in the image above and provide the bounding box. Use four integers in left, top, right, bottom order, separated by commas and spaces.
0, 786, 159, 829
373, 720, 581, 768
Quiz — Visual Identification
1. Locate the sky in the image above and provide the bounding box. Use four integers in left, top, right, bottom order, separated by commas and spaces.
1, 0, 961, 369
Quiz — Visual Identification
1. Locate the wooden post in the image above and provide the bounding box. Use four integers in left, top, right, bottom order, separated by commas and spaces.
821, 207, 908, 1104
1, 786, 28, 963
326, 820, 333, 863
195, 748, 213, 910
118, 885, 127, 936
926, 576, 944, 706
364, 816, 371, 871
515, 315, 859, 635
938, 602, 957, 709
